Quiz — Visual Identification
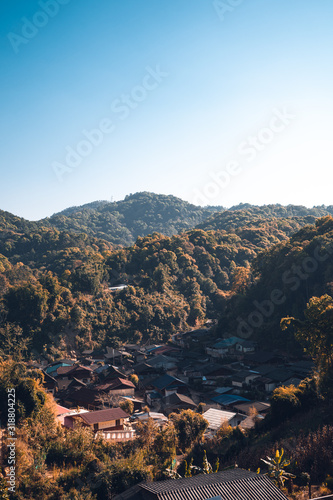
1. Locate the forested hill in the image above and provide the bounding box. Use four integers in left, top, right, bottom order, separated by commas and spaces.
217, 216, 333, 351
42, 194, 333, 246
197, 204, 331, 232
41, 192, 224, 246
1, 194, 333, 359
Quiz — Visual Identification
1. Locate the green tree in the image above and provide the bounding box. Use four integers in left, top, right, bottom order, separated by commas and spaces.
281, 295, 333, 399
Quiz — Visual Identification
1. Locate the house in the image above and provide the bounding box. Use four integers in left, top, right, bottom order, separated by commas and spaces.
131, 411, 168, 427
233, 401, 271, 417
54, 405, 89, 426
95, 377, 135, 397
135, 468, 289, 500
146, 391, 162, 406
102, 365, 128, 382
163, 392, 197, 415
288, 360, 314, 378
283, 376, 303, 387
235, 339, 256, 353
105, 346, 130, 363
231, 370, 261, 389
62, 387, 102, 410
55, 364, 94, 388
203, 408, 244, 436
67, 407, 134, 441
252, 376, 276, 393
206, 337, 242, 358
260, 368, 297, 391
118, 396, 145, 412
172, 328, 211, 347
134, 362, 159, 376
42, 372, 57, 394
45, 360, 74, 376
145, 354, 178, 371
239, 414, 264, 431
211, 394, 250, 408
148, 374, 187, 397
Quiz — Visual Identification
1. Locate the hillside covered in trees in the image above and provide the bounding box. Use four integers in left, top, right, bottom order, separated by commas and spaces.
37, 193, 333, 247
41, 192, 223, 246
1, 195, 333, 359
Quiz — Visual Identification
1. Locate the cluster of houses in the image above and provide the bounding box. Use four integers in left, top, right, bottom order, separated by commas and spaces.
34, 327, 313, 443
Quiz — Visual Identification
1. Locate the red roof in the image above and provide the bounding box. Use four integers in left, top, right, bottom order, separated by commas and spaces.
79, 407, 129, 425
55, 404, 70, 415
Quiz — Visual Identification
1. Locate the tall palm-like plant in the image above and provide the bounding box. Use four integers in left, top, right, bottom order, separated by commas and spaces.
261, 448, 295, 487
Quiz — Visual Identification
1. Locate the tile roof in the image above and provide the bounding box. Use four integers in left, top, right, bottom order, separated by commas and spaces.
80, 407, 129, 425
139, 469, 289, 500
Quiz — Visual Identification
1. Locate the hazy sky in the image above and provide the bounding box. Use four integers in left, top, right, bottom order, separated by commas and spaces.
1, 0, 333, 220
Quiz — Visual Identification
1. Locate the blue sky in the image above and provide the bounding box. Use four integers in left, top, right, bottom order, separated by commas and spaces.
1, 0, 333, 219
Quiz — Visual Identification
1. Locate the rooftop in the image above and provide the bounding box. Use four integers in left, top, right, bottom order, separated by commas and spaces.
139, 469, 289, 500
203, 408, 236, 430
80, 407, 129, 425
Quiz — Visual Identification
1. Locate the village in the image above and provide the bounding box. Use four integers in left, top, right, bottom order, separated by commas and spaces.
32, 323, 314, 443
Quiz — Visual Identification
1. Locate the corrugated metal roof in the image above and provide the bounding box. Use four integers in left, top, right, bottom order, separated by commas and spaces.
140, 470, 289, 500
211, 395, 250, 405
233, 402, 271, 415
203, 408, 236, 430
80, 407, 128, 425
152, 374, 186, 390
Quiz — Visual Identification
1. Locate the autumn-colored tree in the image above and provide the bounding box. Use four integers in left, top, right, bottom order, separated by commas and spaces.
119, 399, 134, 415
170, 410, 208, 452
135, 418, 159, 454
231, 266, 250, 294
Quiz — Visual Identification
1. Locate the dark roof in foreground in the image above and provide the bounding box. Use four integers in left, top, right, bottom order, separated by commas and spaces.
139, 469, 289, 500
